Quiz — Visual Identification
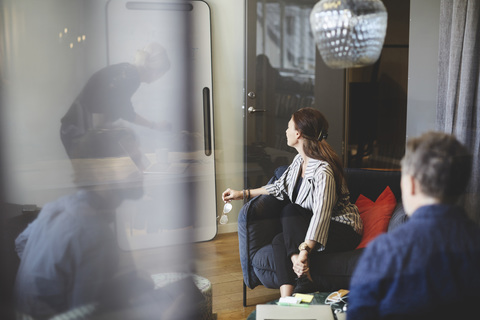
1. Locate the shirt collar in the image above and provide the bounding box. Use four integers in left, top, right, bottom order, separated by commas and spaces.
410, 203, 465, 220
302, 157, 325, 180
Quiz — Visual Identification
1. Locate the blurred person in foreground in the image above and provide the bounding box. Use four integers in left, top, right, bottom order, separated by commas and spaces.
14, 128, 145, 319
60, 42, 171, 159
347, 131, 480, 320
14, 127, 202, 319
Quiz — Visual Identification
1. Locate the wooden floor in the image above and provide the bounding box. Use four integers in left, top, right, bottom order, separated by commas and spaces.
194, 232, 280, 320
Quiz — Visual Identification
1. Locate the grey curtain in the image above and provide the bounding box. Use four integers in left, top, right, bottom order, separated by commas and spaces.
437, 0, 480, 222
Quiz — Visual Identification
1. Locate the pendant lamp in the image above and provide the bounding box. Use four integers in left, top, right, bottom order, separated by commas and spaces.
310, 0, 388, 69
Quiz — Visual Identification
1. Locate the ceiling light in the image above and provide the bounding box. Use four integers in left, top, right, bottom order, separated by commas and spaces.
310, 0, 388, 69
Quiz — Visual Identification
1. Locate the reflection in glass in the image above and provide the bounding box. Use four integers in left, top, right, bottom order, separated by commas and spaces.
14, 128, 145, 318
60, 42, 171, 159
1, 0, 213, 318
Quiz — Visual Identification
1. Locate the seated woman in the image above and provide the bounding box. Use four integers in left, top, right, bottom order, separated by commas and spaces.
222, 107, 363, 297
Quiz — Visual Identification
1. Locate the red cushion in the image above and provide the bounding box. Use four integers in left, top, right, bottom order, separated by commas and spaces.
355, 186, 397, 249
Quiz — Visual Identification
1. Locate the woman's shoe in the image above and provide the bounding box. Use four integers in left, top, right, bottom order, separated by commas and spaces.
293, 276, 317, 294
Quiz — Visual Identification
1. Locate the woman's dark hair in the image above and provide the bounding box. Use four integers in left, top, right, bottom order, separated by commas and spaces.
292, 107, 344, 195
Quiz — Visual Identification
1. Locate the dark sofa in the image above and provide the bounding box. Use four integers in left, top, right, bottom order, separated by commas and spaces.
238, 166, 407, 306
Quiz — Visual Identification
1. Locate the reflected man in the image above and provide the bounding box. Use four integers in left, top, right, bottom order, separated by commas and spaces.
14, 128, 144, 318
60, 42, 171, 158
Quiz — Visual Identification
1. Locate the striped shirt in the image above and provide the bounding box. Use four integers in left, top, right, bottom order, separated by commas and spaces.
263, 154, 363, 250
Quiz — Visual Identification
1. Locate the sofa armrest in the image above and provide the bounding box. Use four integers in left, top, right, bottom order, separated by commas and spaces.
388, 202, 408, 231
238, 165, 288, 288
238, 194, 284, 288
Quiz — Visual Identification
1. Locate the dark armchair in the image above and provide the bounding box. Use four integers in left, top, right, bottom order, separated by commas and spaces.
238, 166, 404, 306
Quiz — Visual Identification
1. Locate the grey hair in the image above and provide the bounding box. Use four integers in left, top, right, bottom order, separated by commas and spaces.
401, 131, 472, 201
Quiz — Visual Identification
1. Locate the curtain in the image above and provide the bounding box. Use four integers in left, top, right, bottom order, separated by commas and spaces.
437, 0, 480, 223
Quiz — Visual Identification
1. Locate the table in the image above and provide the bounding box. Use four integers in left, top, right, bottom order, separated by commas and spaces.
247, 292, 347, 320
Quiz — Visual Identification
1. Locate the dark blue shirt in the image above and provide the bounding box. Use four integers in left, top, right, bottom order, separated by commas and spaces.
14, 190, 118, 319
61, 63, 140, 138
348, 204, 480, 320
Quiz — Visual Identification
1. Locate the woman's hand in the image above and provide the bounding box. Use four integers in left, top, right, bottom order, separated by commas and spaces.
222, 187, 268, 202
222, 188, 243, 202
293, 250, 310, 278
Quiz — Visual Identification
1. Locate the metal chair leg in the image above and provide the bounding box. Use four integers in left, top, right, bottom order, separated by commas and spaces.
243, 281, 247, 307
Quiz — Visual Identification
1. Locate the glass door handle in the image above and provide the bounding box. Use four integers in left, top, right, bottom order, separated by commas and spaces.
248, 106, 266, 114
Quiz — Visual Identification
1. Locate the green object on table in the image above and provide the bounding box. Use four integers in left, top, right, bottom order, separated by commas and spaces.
247, 292, 343, 320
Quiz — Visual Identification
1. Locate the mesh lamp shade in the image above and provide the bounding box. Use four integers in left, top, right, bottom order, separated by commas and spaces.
310, 0, 388, 69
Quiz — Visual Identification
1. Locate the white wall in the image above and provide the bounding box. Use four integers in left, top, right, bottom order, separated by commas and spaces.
406, 0, 440, 140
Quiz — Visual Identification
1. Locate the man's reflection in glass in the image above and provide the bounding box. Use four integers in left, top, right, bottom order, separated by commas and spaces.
14, 128, 145, 318
60, 42, 171, 159
14, 127, 203, 319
